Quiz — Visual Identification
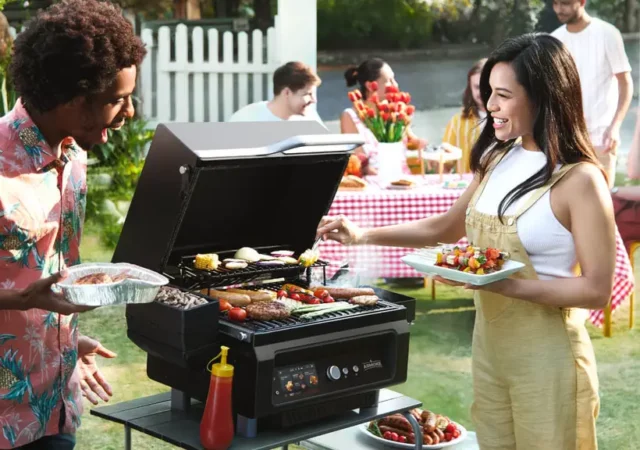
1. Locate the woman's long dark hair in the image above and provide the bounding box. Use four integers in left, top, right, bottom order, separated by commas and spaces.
344, 58, 386, 100
461, 58, 487, 119
469, 33, 603, 222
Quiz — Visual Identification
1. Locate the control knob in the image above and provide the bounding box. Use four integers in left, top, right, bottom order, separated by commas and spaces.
326, 365, 341, 381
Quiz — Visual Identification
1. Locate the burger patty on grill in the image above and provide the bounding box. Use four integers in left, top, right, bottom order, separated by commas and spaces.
245, 302, 290, 321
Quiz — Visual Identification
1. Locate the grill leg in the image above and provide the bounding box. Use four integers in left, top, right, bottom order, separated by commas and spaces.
236, 414, 257, 438
170, 389, 191, 412
124, 425, 132, 450
402, 411, 423, 449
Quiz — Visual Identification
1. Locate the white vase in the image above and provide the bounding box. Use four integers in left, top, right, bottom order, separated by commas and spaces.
375, 141, 408, 185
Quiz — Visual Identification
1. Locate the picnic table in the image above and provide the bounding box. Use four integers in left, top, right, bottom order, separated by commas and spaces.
318, 174, 635, 329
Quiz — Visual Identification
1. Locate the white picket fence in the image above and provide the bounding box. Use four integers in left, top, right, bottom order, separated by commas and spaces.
140, 24, 280, 124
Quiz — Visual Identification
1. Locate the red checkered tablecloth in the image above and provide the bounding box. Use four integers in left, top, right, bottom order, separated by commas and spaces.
319, 175, 635, 328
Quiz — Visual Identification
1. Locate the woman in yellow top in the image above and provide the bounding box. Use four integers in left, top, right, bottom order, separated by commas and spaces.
443, 58, 487, 173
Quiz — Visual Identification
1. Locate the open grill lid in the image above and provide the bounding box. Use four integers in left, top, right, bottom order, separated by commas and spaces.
112, 121, 364, 274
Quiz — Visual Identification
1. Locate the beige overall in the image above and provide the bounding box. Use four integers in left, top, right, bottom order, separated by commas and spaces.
466, 162, 599, 450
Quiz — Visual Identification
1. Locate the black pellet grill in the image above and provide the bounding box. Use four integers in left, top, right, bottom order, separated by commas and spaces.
113, 121, 415, 437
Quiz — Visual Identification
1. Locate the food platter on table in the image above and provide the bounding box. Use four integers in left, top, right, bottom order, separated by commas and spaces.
339, 175, 368, 191
401, 244, 525, 286
359, 422, 468, 449
387, 178, 417, 190
442, 179, 470, 190
420, 143, 463, 162
360, 408, 468, 449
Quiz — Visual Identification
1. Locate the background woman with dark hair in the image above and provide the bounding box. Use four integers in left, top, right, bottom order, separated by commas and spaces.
340, 58, 426, 175
318, 33, 615, 449
442, 58, 487, 173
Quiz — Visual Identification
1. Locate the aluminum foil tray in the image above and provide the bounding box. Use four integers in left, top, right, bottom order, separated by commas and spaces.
57, 263, 169, 307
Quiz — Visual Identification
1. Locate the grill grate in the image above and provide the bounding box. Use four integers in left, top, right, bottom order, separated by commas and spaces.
223, 301, 395, 332
213, 282, 398, 333
179, 256, 328, 289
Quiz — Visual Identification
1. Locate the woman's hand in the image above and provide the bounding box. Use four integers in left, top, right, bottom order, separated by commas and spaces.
316, 215, 365, 246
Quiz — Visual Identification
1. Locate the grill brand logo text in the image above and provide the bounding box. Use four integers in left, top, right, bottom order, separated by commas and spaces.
363, 360, 383, 371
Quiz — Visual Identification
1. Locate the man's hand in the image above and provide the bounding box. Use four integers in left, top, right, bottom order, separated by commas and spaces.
603, 123, 621, 154
77, 335, 117, 405
21, 272, 95, 315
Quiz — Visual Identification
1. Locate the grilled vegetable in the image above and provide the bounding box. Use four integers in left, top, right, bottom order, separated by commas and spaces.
297, 303, 359, 320
275, 298, 304, 312
228, 307, 247, 321
298, 248, 319, 267
282, 284, 313, 296
291, 302, 350, 313
367, 421, 383, 438
219, 300, 232, 312
297, 293, 323, 304
194, 253, 219, 270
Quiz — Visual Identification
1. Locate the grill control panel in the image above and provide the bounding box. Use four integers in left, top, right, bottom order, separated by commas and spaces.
271, 334, 394, 406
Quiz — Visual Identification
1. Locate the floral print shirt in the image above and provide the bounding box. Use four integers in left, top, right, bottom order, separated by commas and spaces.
0, 99, 86, 448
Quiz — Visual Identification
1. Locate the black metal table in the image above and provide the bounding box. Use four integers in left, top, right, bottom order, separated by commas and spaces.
91, 388, 423, 450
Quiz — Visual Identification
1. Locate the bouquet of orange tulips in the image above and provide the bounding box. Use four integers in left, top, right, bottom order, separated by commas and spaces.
347, 82, 416, 143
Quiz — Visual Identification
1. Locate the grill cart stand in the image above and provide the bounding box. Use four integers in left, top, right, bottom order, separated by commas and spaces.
91, 388, 423, 450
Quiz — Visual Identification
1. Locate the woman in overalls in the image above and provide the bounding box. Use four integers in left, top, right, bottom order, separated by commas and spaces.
317, 33, 615, 450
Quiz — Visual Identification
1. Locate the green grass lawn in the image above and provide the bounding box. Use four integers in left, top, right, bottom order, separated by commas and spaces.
75, 234, 639, 450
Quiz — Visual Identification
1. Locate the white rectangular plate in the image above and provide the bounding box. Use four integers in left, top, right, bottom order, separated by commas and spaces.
401, 250, 525, 286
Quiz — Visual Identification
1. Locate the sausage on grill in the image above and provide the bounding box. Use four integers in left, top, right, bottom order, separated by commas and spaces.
227, 289, 275, 303
314, 287, 375, 299
378, 414, 412, 432
422, 410, 437, 432
207, 289, 251, 307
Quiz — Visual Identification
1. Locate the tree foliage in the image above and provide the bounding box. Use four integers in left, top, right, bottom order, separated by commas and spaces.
110, 0, 174, 19
317, 0, 436, 50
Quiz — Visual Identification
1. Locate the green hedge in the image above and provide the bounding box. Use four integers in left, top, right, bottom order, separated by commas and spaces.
318, 0, 435, 50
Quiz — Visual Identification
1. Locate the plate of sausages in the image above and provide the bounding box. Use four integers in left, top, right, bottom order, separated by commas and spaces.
360, 409, 467, 449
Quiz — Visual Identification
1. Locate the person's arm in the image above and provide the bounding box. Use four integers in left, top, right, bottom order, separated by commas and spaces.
627, 109, 640, 179
603, 27, 634, 151
0, 288, 27, 309
0, 272, 94, 314
613, 186, 640, 201
468, 164, 616, 309
603, 72, 633, 151
442, 114, 459, 148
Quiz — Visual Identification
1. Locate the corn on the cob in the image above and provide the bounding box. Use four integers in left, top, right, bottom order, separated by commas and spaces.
298, 248, 319, 268
194, 253, 219, 270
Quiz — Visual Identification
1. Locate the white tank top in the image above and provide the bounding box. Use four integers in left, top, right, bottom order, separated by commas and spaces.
474, 146, 576, 280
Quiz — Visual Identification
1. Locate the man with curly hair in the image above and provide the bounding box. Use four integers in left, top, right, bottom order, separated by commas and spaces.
0, 0, 146, 448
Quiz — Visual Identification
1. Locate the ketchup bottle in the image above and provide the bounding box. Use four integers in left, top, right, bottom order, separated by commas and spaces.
200, 346, 235, 450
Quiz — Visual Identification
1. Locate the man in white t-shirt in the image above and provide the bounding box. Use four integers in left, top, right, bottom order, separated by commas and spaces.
229, 61, 326, 127
551, 0, 633, 187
